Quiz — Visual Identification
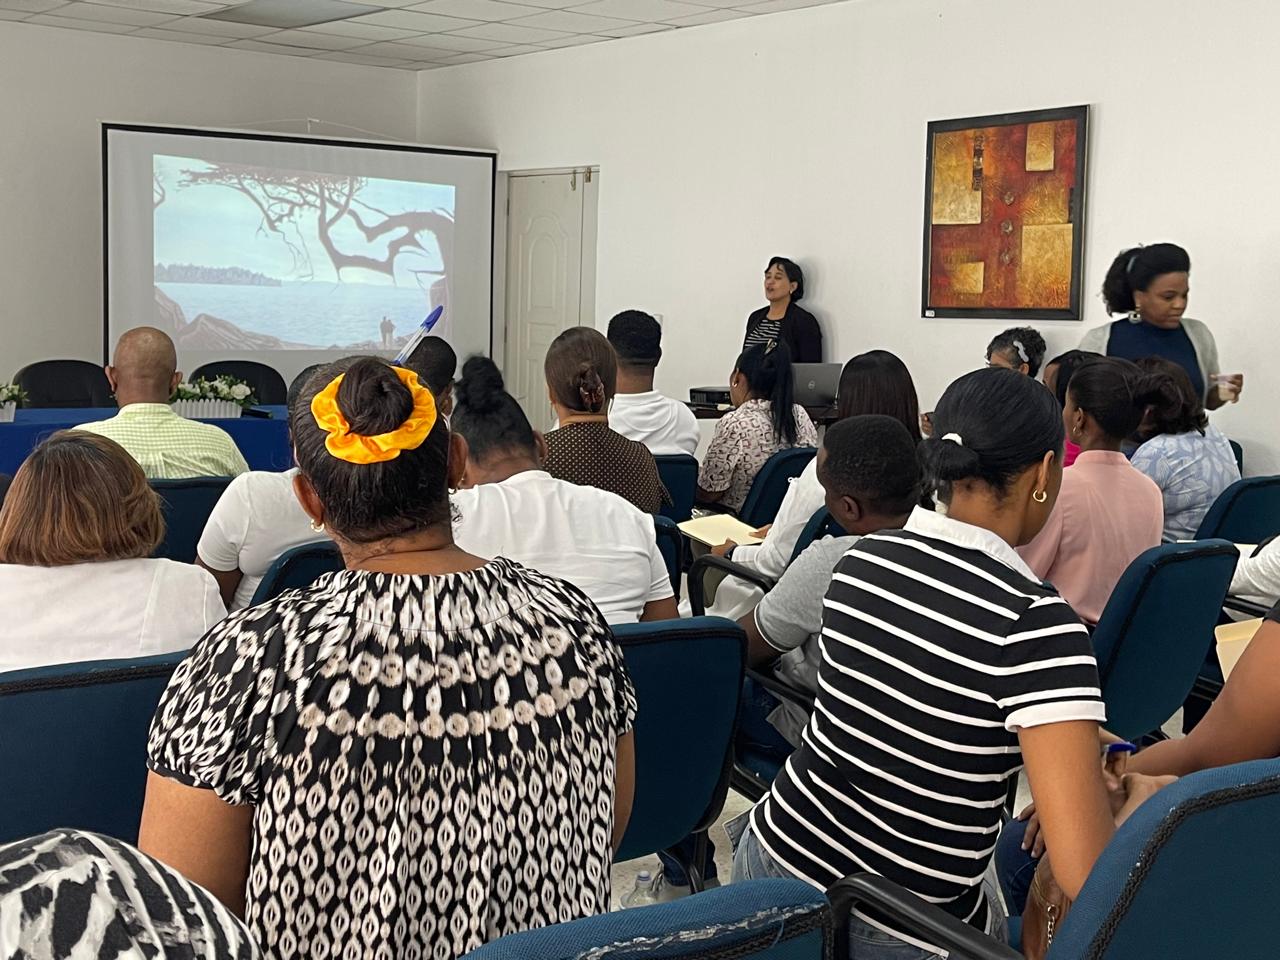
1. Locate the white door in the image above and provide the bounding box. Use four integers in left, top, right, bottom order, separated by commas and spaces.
504, 170, 599, 433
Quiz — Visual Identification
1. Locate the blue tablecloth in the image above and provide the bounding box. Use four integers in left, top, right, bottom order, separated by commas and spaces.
0, 406, 292, 475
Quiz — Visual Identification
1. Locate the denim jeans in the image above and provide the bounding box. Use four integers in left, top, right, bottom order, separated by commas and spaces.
731, 818, 1007, 960
994, 817, 1039, 917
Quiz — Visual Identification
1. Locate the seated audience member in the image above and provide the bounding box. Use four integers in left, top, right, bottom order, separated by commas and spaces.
543, 326, 668, 513
1019, 358, 1164, 624
986, 326, 1048, 377
0, 829, 258, 958
1131, 357, 1240, 541
605, 309, 700, 456
1229, 539, 1280, 609
76, 328, 248, 479
706, 350, 920, 621
0, 431, 224, 672
196, 367, 332, 610
139, 357, 636, 960
1041, 349, 1100, 467
405, 334, 458, 417
451, 356, 677, 623
697, 341, 817, 513
733, 368, 1167, 949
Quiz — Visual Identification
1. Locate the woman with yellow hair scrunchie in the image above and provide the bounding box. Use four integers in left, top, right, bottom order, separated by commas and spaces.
137, 356, 637, 960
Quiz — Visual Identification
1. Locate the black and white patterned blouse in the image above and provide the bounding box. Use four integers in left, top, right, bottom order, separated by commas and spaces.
147, 559, 637, 960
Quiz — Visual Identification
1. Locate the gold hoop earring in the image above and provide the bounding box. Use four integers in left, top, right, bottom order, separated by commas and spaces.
1032, 490, 1048, 504
310, 519, 325, 532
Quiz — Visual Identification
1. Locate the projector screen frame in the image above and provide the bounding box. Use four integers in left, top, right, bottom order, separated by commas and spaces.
101, 121, 498, 368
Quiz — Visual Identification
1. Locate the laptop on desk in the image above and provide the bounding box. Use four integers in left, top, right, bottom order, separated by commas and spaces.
792, 363, 842, 408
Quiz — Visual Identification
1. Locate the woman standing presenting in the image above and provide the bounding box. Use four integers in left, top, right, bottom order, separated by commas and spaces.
743, 257, 822, 362
1081, 243, 1242, 409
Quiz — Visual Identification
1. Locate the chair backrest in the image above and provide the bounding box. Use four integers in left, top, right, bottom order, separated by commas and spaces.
1229, 439, 1244, 475
190, 360, 287, 406
612, 618, 745, 864
13, 359, 113, 408
788, 508, 847, 566
655, 454, 699, 523
0, 651, 187, 845
1194, 475, 1280, 543
1047, 758, 1280, 960
1090, 539, 1237, 740
249, 541, 344, 606
653, 515, 683, 596
150, 477, 233, 563
738, 447, 818, 529
461, 878, 831, 959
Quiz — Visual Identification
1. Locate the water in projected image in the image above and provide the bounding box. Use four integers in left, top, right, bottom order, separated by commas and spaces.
152, 155, 456, 351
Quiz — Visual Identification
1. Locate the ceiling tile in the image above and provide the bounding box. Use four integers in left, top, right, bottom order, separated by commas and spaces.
0, 0, 70, 11
404, 0, 542, 20
504, 9, 634, 32
395, 31, 500, 50
604, 20, 673, 35
165, 13, 278, 33
489, 0, 579, 6
227, 35, 316, 54
266, 27, 369, 47
352, 39, 450, 58
314, 49, 418, 64
734, 0, 834, 11
0, 8, 28, 16
436, 50, 493, 63
480, 42, 546, 55
25, 12, 138, 29
295, 19, 419, 39
347, 8, 478, 30
663, 7, 742, 24
534, 32, 603, 46
80, 0, 222, 13
45, 1, 179, 24
449, 21, 570, 43
128, 24, 235, 41
567, 0, 706, 19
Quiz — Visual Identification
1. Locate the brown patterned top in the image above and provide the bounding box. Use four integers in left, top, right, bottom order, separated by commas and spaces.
543, 422, 669, 514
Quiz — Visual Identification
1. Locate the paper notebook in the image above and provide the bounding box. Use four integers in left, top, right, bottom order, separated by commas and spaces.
1216, 617, 1264, 682
678, 514, 764, 548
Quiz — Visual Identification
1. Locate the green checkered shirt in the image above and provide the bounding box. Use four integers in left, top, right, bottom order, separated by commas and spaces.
75, 403, 250, 480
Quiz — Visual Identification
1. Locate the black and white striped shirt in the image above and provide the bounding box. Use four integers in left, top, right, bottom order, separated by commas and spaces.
750, 507, 1104, 940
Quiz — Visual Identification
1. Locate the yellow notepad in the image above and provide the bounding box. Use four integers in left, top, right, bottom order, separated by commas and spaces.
1216, 617, 1264, 681
678, 514, 764, 548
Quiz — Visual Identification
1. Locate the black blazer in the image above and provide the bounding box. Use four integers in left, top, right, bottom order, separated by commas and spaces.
743, 303, 823, 363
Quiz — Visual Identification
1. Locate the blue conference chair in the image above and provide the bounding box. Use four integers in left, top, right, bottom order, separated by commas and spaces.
828, 758, 1280, 959
1090, 539, 1237, 741
0, 651, 188, 845
461, 878, 832, 959
1230, 439, 1244, 475
249, 541, 344, 606
613, 618, 746, 893
191, 360, 287, 406
13, 359, 112, 408
656, 454, 699, 524
653, 515, 683, 597
737, 448, 817, 529
1194, 475, 1280, 543
151, 476, 232, 563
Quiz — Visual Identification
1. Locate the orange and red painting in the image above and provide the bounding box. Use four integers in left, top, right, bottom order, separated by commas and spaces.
922, 105, 1088, 320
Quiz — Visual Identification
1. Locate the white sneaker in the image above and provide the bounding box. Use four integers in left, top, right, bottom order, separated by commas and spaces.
620, 870, 719, 908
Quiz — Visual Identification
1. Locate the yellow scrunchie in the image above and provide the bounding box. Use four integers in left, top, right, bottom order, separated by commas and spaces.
310, 366, 437, 465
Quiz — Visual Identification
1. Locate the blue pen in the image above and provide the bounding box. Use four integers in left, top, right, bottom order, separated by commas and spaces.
394, 306, 445, 364
1104, 741, 1138, 758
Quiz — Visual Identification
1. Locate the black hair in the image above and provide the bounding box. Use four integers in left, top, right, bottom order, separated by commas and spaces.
404, 336, 458, 396
820, 415, 921, 517
1101, 243, 1191, 314
290, 356, 451, 543
1134, 357, 1207, 438
766, 257, 804, 301
1044, 349, 1100, 409
835, 350, 921, 440
920, 368, 1063, 504
451, 355, 538, 461
607, 310, 662, 369
545, 326, 617, 414
986, 327, 1048, 377
734, 340, 799, 445
288, 363, 328, 414
1066, 357, 1173, 441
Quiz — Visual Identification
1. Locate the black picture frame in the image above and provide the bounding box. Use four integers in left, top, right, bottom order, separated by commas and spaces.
921, 104, 1089, 321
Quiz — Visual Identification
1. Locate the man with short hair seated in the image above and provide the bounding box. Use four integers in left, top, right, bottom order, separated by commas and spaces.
76, 327, 248, 480
404, 335, 458, 418
606, 310, 700, 457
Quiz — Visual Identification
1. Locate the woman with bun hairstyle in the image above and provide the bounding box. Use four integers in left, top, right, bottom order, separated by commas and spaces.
698, 341, 818, 512
139, 356, 637, 960
734, 367, 1170, 953
743, 256, 822, 362
1081, 243, 1241, 408
1019, 357, 1164, 624
451, 355, 677, 624
542, 326, 667, 514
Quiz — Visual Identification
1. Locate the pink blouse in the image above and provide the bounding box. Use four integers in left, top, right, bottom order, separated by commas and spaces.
1018, 450, 1163, 624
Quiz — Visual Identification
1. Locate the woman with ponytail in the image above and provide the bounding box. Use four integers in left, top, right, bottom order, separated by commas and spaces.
1019, 357, 1164, 624
697, 341, 818, 512
1131, 357, 1240, 541
543, 326, 667, 513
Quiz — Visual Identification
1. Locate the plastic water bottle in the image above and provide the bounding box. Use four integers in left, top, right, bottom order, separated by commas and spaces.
620, 870, 655, 909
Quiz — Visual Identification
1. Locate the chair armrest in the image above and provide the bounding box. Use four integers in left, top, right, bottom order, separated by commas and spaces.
687, 554, 776, 616
747, 667, 814, 711
1223, 596, 1272, 618
827, 874, 1021, 960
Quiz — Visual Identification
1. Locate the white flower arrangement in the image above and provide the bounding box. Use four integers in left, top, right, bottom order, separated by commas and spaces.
171, 375, 257, 419
0, 383, 24, 422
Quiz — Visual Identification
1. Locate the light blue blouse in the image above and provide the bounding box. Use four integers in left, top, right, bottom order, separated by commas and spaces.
1131, 423, 1240, 541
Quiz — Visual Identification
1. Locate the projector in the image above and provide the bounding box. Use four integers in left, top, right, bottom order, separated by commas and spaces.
690, 386, 732, 406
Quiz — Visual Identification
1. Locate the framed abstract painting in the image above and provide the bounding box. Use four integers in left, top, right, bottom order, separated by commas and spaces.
921, 104, 1089, 320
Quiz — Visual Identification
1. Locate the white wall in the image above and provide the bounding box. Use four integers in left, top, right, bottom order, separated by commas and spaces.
417, 0, 1280, 473
0, 22, 417, 377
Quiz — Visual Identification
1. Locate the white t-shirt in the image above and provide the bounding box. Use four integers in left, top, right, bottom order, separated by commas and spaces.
196, 469, 331, 610
452, 470, 673, 624
609, 391, 701, 457
0, 558, 224, 672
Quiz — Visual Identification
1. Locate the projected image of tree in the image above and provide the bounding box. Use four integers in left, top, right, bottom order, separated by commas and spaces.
153, 155, 456, 352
